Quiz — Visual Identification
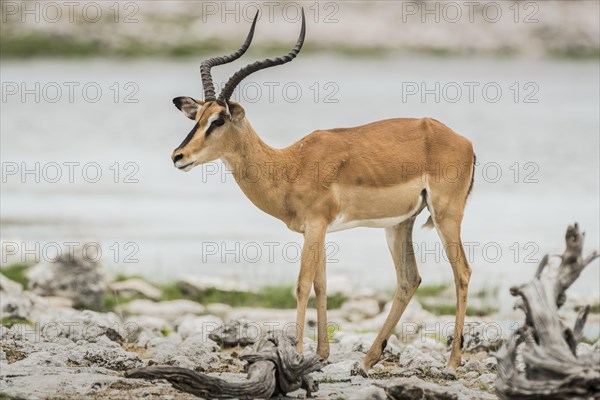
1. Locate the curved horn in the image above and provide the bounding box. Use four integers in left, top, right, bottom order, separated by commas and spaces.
200, 11, 259, 101
218, 8, 306, 103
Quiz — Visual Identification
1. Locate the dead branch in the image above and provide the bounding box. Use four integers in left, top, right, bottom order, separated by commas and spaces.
495, 223, 600, 400
125, 332, 324, 399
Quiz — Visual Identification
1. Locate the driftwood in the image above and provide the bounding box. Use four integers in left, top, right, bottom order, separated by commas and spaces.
495, 223, 600, 399
125, 332, 324, 399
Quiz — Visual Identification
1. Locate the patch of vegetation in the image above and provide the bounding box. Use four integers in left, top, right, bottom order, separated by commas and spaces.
101, 293, 138, 313
113, 273, 146, 282
549, 47, 600, 60
0, 392, 9, 400
311, 324, 340, 343
0, 30, 397, 59
0, 317, 31, 328
479, 384, 493, 392
472, 285, 500, 300
1, 263, 29, 287
581, 335, 600, 345
420, 302, 497, 317
589, 303, 600, 314
415, 283, 450, 298
0, 34, 102, 58
318, 376, 339, 384
162, 283, 347, 310
415, 282, 499, 316
160, 328, 172, 337
101, 275, 348, 313
368, 369, 392, 380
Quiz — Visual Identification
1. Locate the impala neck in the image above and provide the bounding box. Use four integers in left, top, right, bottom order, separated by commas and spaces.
220, 120, 290, 221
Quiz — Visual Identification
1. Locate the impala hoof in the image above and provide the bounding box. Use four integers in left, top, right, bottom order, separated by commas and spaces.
352, 361, 368, 378
442, 365, 457, 380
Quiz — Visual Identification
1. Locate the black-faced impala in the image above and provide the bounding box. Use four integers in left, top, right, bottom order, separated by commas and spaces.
171, 10, 475, 374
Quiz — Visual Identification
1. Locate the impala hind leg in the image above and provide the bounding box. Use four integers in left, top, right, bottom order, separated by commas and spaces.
314, 246, 329, 359
434, 216, 471, 374
295, 220, 327, 355
363, 217, 421, 371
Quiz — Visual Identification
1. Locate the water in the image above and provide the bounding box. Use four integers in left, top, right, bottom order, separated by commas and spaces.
1, 56, 599, 312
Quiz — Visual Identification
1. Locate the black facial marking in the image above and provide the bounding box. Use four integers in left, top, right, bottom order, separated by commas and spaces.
176, 122, 199, 150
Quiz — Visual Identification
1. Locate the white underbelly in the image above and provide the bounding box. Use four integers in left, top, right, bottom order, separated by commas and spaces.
327, 214, 413, 232
327, 194, 425, 233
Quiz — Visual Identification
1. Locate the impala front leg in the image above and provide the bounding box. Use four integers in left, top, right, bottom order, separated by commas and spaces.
295, 219, 327, 355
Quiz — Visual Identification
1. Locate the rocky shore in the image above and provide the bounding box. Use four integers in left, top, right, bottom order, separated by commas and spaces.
2, 1, 598, 59
1, 249, 598, 399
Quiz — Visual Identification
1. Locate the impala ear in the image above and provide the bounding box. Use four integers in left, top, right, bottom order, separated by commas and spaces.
173, 97, 204, 120
226, 100, 245, 122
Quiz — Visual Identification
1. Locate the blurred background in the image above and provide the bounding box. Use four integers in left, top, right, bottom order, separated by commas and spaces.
1, 0, 599, 312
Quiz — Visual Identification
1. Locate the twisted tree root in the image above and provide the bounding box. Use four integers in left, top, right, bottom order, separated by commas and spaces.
125, 332, 324, 399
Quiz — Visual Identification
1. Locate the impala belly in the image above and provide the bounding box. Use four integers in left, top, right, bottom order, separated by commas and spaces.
327, 180, 425, 232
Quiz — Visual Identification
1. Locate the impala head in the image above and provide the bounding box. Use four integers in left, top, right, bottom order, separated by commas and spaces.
171, 9, 306, 171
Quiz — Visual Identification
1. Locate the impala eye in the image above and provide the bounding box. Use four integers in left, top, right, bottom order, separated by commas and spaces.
206, 118, 225, 137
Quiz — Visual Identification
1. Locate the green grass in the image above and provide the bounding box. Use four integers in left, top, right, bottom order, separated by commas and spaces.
311, 324, 340, 342
581, 335, 600, 345
319, 376, 339, 384
102, 276, 348, 313
420, 302, 497, 317
0, 317, 32, 328
164, 283, 347, 310
0, 30, 394, 59
113, 273, 146, 282
415, 282, 499, 316
415, 283, 450, 298
160, 328, 172, 336
1, 264, 29, 287
589, 303, 600, 314
472, 285, 500, 300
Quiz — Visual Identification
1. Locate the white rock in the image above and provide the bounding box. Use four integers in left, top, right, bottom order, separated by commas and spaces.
483, 356, 497, 371
464, 358, 482, 372
348, 385, 387, 400
120, 299, 205, 319
398, 345, 444, 370
478, 373, 496, 385
413, 336, 446, 353
464, 371, 478, 380
178, 275, 254, 294
338, 332, 376, 354
66, 336, 142, 371
32, 308, 125, 343
125, 315, 172, 343
448, 321, 504, 353
176, 315, 223, 340
0, 273, 38, 320
151, 333, 220, 371
341, 298, 381, 322
0, 273, 22, 293
27, 243, 105, 309
42, 296, 74, 308
205, 303, 232, 317
314, 359, 357, 380
109, 278, 161, 300
384, 376, 497, 400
